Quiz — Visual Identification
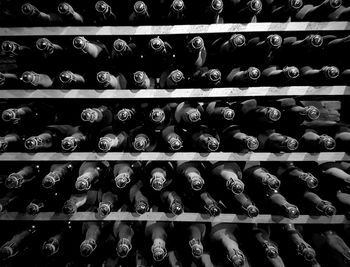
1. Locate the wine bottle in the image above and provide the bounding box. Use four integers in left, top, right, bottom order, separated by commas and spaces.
266, 189, 300, 218
161, 125, 185, 152
243, 165, 281, 191
74, 161, 108, 191
62, 190, 98, 215
0, 225, 37, 260
334, 126, 350, 151
299, 129, 336, 152
225, 66, 261, 85
300, 66, 340, 85
257, 129, 299, 152
270, 0, 304, 22
233, 192, 259, 217
184, 36, 207, 70
143, 103, 173, 131
129, 180, 149, 214
42, 163, 75, 190
210, 223, 246, 267
61, 126, 91, 152
132, 70, 155, 89
160, 190, 184, 215
211, 162, 245, 195
296, 0, 342, 21
218, 33, 246, 60
0, 132, 22, 152
159, 68, 186, 89
191, 68, 222, 87
128, 1, 151, 24
113, 221, 134, 258
72, 36, 108, 60
5, 164, 40, 189
41, 223, 71, 257
1, 40, 31, 57
129, 125, 157, 152
174, 101, 204, 129
221, 125, 260, 152
176, 161, 205, 191
97, 126, 128, 152
261, 66, 300, 85
190, 125, 220, 152
247, 34, 283, 65
57, 2, 84, 24
302, 191, 337, 216
80, 222, 101, 257
186, 223, 206, 258
0, 190, 20, 212
20, 71, 53, 88
167, 0, 186, 23
205, 101, 236, 128
97, 191, 119, 217
199, 191, 221, 216
25, 190, 64, 215
112, 162, 135, 189
96, 71, 127, 89
80, 105, 113, 126
235, 0, 263, 23
203, 0, 224, 23
145, 221, 168, 262
58, 70, 85, 88
145, 161, 174, 191
20, 3, 56, 25
24, 125, 76, 151
94, 1, 117, 24
0, 72, 19, 88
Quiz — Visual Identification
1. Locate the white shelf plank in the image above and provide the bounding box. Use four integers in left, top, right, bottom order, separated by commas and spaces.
0, 152, 348, 161
0, 86, 349, 99
0, 212, 348, 224
0, 22, 349, 36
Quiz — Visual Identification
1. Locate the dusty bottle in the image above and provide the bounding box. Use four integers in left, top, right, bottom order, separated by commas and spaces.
184, 36, 207, 70
300, 66, 340, 85
160, 190, 184, 215
129, 180, 149, 214
191, 125, 220, 152
94, 1, 117, 24
97, 191, 119, 217
177, 161, 205, 191
58, 70, 85, 88
302, 191, 337, 216
128, 1, 151, 24
42, 162, 75, 189
132, 70, 155, 89
233, 192, 259, 217
270, 0, 304, 22
143, 103, 173, 131
1, 40, 31, 57
161, 125, 185, 152
80, 222, 102, 257
174, 101, 204, 129
205, 101, 236, 128
20, 71, 53, 88
266, 189, 300, 219
97, 126, 128, 152
57, 2, 84, 24
129, 125, 157, 152
20, 3, 56, 25
211, 162, 245, 195
159, 68, 186, 89
221, 125, 260, 152
145, 220, 169, 262
113, 221, 134, 258
186, 223, 206, 258
225, 66, 261, 85
81, 105, 113, 126
61, 126, 91, 152
145, 161, 174, 191
72, 36, 108, 60
166, 0, 187, 23
199, 191, 221, 216
261, 66, 300, 85
74, 161, 108, 191
299, 129, 336, 152
111, 162, 135, 189
243, 165, 281, 192
5, 164, 40, 189
296, 0, 342, 21
62, 189, 98, 215
0, 72, 19, 88
257, 129, 299, 152
192, 68, 222, 87
41, 223, 72, 257
235, 0, 263, 23
0, 132, 22, 152
96, 71, 127, 89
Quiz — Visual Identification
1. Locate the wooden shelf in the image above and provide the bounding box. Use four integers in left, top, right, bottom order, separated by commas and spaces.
0, 86, 349, 99
0, 152, 348, 162
0, 22, 348, 36
0, 212, 348, 224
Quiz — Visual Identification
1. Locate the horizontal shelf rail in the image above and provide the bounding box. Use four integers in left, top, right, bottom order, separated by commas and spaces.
0, 22, 349, 36
0, 86, 349, 99
0, 152, 349, 161
0, 212, 348, 224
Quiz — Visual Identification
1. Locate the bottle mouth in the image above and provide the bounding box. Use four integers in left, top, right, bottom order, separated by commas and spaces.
42, 175, 56, 189
228, 179, 245, 195
58, 2, 72, 15
62, 201, 77, 215
169, 69, 184, 83
299, 246, 316, 262
21, 71, 36, 84
117, 239, 132, 258
211, 0, 224, 12
113, 39, 127, 52
1, 41, 16, 53
208, 69, 221, 84
2, 109, 16, 122
0, 246, 13, 260
310, 35, 323, 47
188, 110, 201, 122
59, 71, 74, 84
150, 37, 165, 52
320, 135, 336, 150
149, 108, 165, 124
75, 178, 90, 191
151, 177, 165, 191
267, 34, 282, 49
26, 203, 40, 215
170, 202, 184, 215
135, 201, 149, 214
330, 0, 342, 9
284, 66, 299, 79
117, 108, 133, 122
191, 243, 204, 258
98, 137, 112, 152
98, 203, 111, 217
247, 67, 261, 81
133, 71, 146, 84
61, 137, 78, 151
245, 136, 259, 151
190, 37, 204, 50
168, 137, 183, 151
207, 137, 220, 152
323, 205, 336, 216
246, 205, 259, 217
5, 173, 22, 189
96, 71, 110, 84
134, 1, 147, 13
25, 136, 39, 150
115, 173, 131, 188
0, 139, 8, 152
21, 3, 36, 15
230, 34, 246, 48
207, 204, 221, 217
72, 37, 87, 50
299, 173, 318, 189
133, 135, 150, 151
267, 175, 281, 190
286, 206, 300, 219
171, 0, 185, 12
222, 107, 235, 121
191, 177, 204, 191
152, 246, 167, 261
323, 66, 339, 79
95, 1, 109, 13
289, 0, 303, 9
305, 106, 320, 120
267, 107, 281, 122
227, 249, 245, 267
264, 242, 279, 259
42, 243, 57, 257
286, 137, 299, 151
80, 241, 96, 257
248, 0, 262, 13
36, 38, 52, 52
81, 108, 97, 123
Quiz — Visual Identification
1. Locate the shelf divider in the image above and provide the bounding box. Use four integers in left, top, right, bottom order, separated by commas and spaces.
0, 152, 348, 161
0, 212, 348, 224
0, 22, 349, 36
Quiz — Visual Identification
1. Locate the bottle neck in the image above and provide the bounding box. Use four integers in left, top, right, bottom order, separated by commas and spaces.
76, 166, 101, 191
269, 191, 300, 219
20, 71, 53, 88
252, 167, 281, 190
2, 106, 33, 124
287, 230, 316, 262
42, 163, 73, 189
164, 131, 183, 151
232, 132, 259, 151
288, 168, 319, 189
200, 192, 221, 216
81, 107, 105, 123
164, 191, 183, 215
234, 193, 259, 217
80, 223, 100, 257
303, 191, 336, 216
185, 167, 204, 191
61, 132, 86, 152
196, 133, 219, 152
0, 133, 21, 152
73, 37, 103, 59
133, 133, 151, 151
150, 168, 167, 191
63, 193, 87, 214
220, 169, 245, 195
114, 164, 133, 188
99, 132, 126, 152
6, 165, 39, 189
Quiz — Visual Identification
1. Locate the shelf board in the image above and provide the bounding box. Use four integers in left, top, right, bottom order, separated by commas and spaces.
0, 212, 348, 224
0, 22, 349, 36
0, 152, 348, 161
0, 86, 349, 99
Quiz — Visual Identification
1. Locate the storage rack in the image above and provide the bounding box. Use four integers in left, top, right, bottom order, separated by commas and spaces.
0, 22, 349, 226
